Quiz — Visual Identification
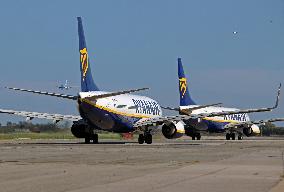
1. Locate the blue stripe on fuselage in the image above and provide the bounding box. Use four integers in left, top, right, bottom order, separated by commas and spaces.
202, 119, 229, 133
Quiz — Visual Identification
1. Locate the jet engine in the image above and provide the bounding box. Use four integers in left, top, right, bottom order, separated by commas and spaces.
243, 124, 260, 137
162, 121, 185, 139
71, 120, 88, 138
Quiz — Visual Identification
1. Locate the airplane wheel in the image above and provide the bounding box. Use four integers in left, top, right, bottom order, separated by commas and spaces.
192, 136, 196, 140
85, 137, 90, 144
92, 134, 98, 144
231, 133, 236, 140
196, 133, 201, 140
138, 134, 144, 144
238, 135, 243, 140
145, 134, 152, 144
226, 133, 230, 140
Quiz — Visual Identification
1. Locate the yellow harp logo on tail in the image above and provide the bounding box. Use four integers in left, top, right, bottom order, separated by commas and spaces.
80, 48, 89, 81
179, 77, 187, 98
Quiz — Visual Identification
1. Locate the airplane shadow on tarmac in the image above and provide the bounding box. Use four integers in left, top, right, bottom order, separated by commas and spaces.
19, 141, 206, 146
24, 141, 138, 145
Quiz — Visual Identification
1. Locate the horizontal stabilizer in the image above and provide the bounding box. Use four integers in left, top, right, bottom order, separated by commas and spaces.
161, 103, 223, 114
84, 87, 149, 100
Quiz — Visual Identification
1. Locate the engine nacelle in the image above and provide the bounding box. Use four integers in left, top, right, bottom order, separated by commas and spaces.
243, 124, 260, 137
71, 120, 87, 138
162, 121, 185, 139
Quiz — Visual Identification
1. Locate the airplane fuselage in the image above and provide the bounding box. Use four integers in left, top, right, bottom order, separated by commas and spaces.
78, 91, 162, 133
181, 105, 250, 132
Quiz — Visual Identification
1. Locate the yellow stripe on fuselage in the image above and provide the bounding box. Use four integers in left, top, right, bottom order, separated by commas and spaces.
81, 98, 151, 119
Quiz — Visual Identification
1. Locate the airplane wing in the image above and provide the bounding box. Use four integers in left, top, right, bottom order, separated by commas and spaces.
1, 87, 149, 123
134, 86, 281, 127
134, 111, 284, 127
5, 87, 149, 100
0, 108, 81, 123
5, 87, 78, 100
134, 93, 281, 127
135, 83, 282, 127
161, 103, 223, 113
2, 87, 149, 123
162, 83, 281, 115
208, 82, 281, 115
224, 118, 284, 129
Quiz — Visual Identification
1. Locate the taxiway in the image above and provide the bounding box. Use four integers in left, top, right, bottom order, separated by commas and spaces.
0, 138, 283, 192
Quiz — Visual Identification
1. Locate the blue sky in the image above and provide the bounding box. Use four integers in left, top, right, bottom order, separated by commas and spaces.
0, 0, 283, 125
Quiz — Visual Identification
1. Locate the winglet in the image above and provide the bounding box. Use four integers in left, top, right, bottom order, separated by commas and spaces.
272, 83, 281, 109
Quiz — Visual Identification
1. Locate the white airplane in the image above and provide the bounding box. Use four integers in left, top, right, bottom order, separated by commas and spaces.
57, 80, 77, 90
162, 58, 282, 140
1, 17, 284, 144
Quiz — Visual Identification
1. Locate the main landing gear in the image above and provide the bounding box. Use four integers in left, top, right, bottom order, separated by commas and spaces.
191, 132, 201, 140
138, 133, 152, 144
85, 133, 99, 144
226, 132, 243, 140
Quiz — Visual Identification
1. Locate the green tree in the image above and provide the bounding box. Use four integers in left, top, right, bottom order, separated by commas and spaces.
260, 122, 284, 136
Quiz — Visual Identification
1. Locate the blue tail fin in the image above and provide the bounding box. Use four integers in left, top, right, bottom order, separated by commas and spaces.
77, 17, 99, 92
178, 58, 196, 106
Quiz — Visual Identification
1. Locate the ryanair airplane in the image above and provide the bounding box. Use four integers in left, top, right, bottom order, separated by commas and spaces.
57, 80, 77, 90
1, 17, 283, 144
162, 58, 283, 140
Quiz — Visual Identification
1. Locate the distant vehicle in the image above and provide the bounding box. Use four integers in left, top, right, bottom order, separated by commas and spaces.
162, 58, 282, 140
57, 80, 77, 90
1, 17, 284, 144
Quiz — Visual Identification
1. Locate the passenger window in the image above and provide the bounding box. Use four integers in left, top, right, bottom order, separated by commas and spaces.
116, 105, 127, 108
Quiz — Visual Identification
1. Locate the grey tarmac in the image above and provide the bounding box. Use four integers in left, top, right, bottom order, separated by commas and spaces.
0, 137, 284, 192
